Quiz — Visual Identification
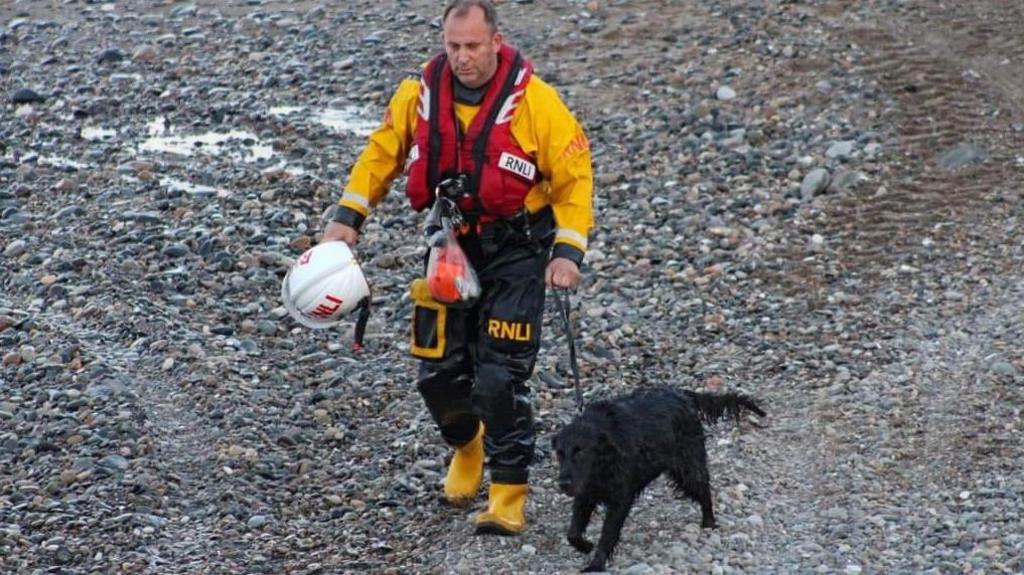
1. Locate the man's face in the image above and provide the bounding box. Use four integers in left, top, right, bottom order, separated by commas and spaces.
442, 6, 502, 89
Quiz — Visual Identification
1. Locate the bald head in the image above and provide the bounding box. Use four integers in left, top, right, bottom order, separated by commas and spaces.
443, 0, 499, 34
442, 0, 503, 88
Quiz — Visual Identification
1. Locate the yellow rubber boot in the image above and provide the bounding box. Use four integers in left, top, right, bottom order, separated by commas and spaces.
475, 483, 528, 536
443, 423, 485, 506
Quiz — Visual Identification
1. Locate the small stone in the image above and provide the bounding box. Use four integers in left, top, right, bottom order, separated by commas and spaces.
938, 143, 986, 170
247, 515, 268, 529
97, 48, 126, 65
716, 85, 737, 101
992, 361, 1017, 376
162, 243, 190, 258
3, 352, 21, 365
99, 454, 129, 471
257, 321, 277, 336
11, 88, 45, 104
54, 179, 77, 192
828, 170, 867, 193
4, 239, 27, 258
800, 168, 831, 200
19, 346, 37, 363
826, 140, 856, 160
312, 409, 330, 425
59, 470, 79, 485
132, 45, 158, 64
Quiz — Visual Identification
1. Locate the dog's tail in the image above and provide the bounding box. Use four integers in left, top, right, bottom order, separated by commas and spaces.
685, 390, 766, 424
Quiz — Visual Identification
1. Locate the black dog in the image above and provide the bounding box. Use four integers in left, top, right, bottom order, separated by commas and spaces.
552, 387, 765, 572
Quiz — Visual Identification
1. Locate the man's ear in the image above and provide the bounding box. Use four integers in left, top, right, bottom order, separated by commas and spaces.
492, 31, 503, 51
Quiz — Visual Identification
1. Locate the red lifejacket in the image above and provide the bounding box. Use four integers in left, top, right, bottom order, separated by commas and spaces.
405, 44, 537, 219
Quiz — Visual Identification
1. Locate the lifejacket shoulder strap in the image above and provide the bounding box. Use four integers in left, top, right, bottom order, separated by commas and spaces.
425, 53, 448, 200
466, 50, 525, 216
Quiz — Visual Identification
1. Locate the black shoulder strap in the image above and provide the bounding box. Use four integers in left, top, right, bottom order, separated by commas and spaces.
425, 55, 447, 199
466, 51, 524, 214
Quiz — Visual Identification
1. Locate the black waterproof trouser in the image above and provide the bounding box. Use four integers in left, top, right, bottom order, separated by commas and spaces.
412, 208, 553, 485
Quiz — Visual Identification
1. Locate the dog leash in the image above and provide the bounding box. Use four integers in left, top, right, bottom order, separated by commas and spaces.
352, 295, 371, 353
552, 288, 584, 413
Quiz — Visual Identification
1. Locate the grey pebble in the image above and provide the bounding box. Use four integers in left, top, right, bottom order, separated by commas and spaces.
800, 168, 831, 200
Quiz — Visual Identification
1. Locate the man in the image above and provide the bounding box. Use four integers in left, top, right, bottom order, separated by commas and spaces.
322, 0, 592, 535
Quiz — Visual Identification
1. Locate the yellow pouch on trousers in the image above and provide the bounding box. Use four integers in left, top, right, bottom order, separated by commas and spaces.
410, 278, 447, 359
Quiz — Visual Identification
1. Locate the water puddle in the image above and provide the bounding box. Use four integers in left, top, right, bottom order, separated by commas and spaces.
159, 177, 230, 198
140, 117, 274, 161
36, 107, 376, 196
38, 156, 89, 170
261, 160, 307, 177
81, 126, 117, 141
269, 105, 378, 136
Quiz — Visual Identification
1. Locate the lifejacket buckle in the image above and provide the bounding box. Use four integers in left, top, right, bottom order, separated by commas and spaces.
436, 174, 469, 200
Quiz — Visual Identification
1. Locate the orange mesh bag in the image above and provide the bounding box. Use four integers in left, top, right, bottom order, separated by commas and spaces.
426, 229, 481, 305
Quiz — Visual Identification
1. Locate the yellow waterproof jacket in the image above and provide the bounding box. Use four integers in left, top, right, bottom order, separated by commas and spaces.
333, 72, 593, 264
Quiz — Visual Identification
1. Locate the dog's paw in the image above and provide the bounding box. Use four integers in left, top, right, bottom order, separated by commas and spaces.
567, 534, 594, 554
581, 550, 608, 572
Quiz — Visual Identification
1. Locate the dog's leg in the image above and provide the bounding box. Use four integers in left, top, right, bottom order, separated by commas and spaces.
668, 469, 717, 529
692, 481, 716, 528
582, 502, 631, 573
568, 496, 596, 554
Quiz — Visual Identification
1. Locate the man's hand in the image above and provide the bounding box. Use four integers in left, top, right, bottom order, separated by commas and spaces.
322, 221, 359, 246
545, 257, 581, 289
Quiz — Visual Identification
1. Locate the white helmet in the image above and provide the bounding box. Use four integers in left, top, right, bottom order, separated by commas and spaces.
281, 241, 370, 329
